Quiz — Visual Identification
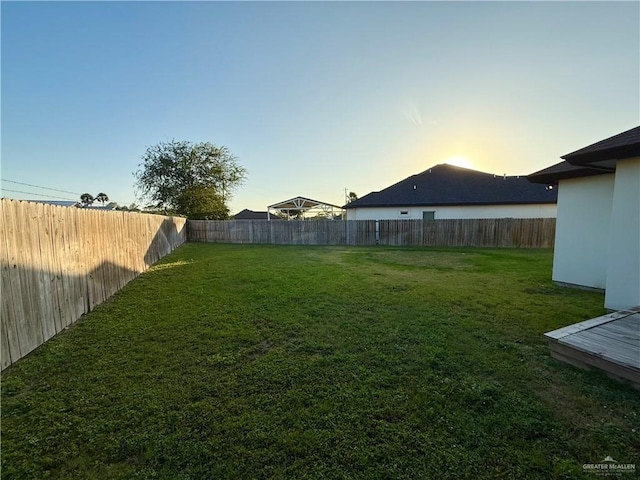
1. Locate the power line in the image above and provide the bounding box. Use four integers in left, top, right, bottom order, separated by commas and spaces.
1, 179, 81, 196
0, 188, 79, 202
0, 178, 130, 206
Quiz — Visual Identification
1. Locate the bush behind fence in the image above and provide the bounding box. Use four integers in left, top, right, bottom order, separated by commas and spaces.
188, 218, 556, 248
0, 199, 187, 370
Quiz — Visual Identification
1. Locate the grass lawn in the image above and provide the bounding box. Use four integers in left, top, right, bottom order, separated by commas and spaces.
2, 244, 639, 479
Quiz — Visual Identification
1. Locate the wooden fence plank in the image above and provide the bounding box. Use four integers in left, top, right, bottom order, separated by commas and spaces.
46, 205, 65, 334
11, 200, 44, 357
0, 200, 21, 365
33, 203, 58, 340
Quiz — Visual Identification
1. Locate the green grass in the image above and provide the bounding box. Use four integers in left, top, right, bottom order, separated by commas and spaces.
2, 244, 639, 479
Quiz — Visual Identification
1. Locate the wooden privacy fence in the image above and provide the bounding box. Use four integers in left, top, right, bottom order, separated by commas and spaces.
189, 219, 349, 245
188, 218, 556, 248
0, 199, 187, 370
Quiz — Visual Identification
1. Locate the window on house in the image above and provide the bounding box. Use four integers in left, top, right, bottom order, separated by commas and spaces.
422, 211, 435, 221
400, 211, 409, 215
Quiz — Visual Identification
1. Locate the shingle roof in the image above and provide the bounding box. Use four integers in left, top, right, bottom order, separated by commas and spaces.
345, 164, 557, 209
527, 161, 613, 185
25, 200, 81, 207
562, 126, 640, 165
233, 209, 270, 220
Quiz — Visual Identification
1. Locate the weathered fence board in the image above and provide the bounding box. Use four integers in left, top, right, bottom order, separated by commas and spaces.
188, 218, 556, 248
0, 199, 187, 370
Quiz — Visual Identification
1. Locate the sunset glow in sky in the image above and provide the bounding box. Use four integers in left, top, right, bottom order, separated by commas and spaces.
2, 2, 638, 212
444, 156, 474, 170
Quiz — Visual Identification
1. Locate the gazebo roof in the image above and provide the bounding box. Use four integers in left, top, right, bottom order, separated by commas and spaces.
267, 196, 344, 219
268, 196, 343, 211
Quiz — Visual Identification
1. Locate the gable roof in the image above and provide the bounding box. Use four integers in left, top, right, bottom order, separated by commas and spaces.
561, 126, 640, 165
345, 164, 557, 209
233, 209, 270, 220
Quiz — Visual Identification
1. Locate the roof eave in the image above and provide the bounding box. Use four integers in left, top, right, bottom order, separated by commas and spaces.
562, 144, 640, 165
528, 168, 613, 185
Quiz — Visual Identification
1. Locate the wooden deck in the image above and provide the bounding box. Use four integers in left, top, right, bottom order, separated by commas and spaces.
545, 307, 640, 389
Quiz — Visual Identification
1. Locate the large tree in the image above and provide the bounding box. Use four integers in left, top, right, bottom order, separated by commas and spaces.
134, 140, 247, 218
175, 185, 229, 220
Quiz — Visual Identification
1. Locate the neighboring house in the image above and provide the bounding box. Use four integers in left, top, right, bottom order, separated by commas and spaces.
22, 199, 118, 211
529, 125, 640, 310
233, 209, 271, 220
344, 164, 557, 220
83, 204, 117, 211
24, 200, 81, 208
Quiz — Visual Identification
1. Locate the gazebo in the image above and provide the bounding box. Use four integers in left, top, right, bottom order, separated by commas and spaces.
267, 196, 344, 220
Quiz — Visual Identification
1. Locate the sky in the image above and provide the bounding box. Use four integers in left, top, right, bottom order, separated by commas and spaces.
1, 1, 639, 213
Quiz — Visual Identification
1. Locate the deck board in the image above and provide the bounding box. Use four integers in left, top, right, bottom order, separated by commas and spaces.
544, 308, 640, 389
582, 323, 639, 349
600, 319, 639, 339
565, 331, 639, 367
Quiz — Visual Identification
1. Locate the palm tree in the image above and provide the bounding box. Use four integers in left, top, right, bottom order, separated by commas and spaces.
95, 192, 109, 206
80, 193, 94, 207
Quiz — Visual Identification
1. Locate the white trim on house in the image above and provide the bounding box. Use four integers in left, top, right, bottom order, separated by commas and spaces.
346, 203, 557, 221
